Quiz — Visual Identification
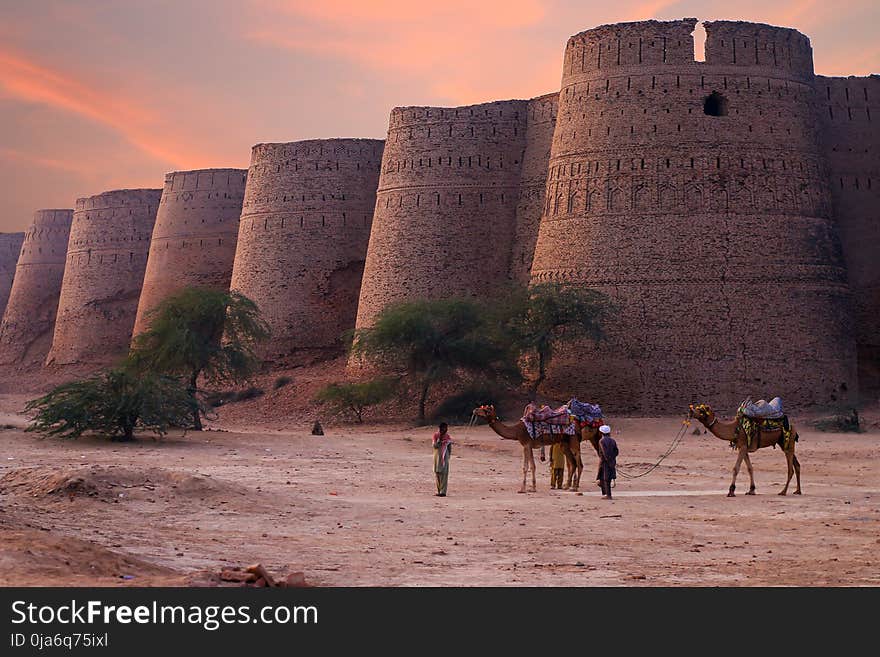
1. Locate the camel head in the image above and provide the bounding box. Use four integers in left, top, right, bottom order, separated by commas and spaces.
688, 403, 716, 426
472, 405, 497, 422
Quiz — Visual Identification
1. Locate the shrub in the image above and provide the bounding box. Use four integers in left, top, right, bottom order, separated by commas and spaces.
273, 376, 293, 390
814, 409, 862, 433
315, 378, 398, 423
25, 368, 200, 441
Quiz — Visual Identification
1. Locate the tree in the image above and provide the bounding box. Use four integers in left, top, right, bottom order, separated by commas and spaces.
497, 283, 612, 395
315, 378, 398, 423
349, 298, 517, 424
130, 287, 270, 429
25, 368, 200, 441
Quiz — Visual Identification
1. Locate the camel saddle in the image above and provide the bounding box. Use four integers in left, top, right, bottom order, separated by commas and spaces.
522, 404, 570, 425
740, 397, 784, 420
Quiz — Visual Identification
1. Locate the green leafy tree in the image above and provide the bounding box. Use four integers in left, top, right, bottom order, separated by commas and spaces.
315, 378, 398, 423
350, 298, 517, 424
497, 283, 612, 395
130, 287, 270, 429
25, 368, 200, 441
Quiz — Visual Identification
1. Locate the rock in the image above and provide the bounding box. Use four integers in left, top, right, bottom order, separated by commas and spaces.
245, 563, 275, 587
283, 572, 307, 587
220, 569, 257, 583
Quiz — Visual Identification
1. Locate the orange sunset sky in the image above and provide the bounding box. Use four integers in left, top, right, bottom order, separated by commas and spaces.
1, 0, 877, 232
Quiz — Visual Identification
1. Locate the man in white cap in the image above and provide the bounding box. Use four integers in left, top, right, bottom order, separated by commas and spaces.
597, 424, 618, 499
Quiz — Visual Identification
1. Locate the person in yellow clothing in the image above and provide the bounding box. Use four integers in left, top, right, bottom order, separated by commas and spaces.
549, 442, 566, 489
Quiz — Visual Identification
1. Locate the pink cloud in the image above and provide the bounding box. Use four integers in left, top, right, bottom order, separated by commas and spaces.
0, 147, 85, 174
0, 48, 217, 169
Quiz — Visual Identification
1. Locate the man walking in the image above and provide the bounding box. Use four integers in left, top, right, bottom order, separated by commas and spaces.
432, 422, 454, 497
598, 424, 618, 499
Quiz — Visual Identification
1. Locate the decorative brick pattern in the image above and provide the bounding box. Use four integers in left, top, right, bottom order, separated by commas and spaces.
230, 139, 384, 363
530, 19, 858, 412
0, 210, 72, 366
132, 169, 247, 337
0, 232, 25, 322
47, 190, 161, 365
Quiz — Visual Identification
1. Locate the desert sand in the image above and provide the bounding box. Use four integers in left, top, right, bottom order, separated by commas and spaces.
1, 392, 878, 587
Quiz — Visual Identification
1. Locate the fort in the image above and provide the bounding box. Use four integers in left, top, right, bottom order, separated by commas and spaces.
0, 232, 24, 321
5, 18, 877, 412
0, 210, 72, 366
47, 189, 161, 365
132, 169, 247, 337
230, 139, 384, 363
354, 18, 875, 411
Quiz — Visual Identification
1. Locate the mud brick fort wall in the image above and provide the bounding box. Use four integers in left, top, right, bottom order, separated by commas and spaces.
47, 189, 161, 365
7, 18, 876, 411
230, 139, 384, 363
0, 210, 72, 366
0, 232, 25, 322
132, 169, 247, 337
355, 99, 536, 330
528, 19, 858, 411
509, 93, 559, 283
818, 74, 880, 396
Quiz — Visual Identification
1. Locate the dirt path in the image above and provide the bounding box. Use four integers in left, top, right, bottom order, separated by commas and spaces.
0, 409, 878, 586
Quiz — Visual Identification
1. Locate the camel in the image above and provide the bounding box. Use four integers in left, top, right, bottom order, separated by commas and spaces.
688, 403, 801, 497
473, 405, 585, 493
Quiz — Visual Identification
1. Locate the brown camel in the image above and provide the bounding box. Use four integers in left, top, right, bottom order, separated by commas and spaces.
473, 405, 584, 493
688, 403, 801, 497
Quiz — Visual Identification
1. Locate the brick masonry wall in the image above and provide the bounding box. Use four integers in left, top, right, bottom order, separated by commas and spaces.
0, 210, 72, 366
354, 100, 530, 331
818, 74, 880, 397
509, 93, 559, 283
230, 139, 384, 363
47, 189, 161, 365
0, 232, 25, 322
132, 169, 247, 337
530, 19, 858, 412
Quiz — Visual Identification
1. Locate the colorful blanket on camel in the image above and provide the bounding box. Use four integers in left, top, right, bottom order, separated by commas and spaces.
521, 404, 576, 439
735, 413, 795, 451
521, 420, 577, 440
567, 398, 603, 426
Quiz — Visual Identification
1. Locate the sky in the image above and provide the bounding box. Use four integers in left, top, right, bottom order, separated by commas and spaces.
1, 0, 877, 232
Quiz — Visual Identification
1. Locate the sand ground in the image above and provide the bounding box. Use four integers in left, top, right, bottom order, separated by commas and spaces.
1, 394, 878, 587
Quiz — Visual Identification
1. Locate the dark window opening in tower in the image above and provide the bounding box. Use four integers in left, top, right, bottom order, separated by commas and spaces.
703, 91, 728, 116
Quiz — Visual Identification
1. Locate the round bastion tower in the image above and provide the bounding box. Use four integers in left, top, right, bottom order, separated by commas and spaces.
132, 169, 247, 337
47, 189, 161, 365
354, 100, 530, 330
0, 210, 73, 366
230, 139, 384, 363
0, 232, 25, 322
530, 19, 857, 412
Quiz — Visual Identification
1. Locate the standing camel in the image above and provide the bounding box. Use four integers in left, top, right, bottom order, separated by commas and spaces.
688, 403, 801, 497
473, 405, 583, 493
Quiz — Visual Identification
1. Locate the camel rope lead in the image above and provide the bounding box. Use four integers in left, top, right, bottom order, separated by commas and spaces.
615, 416, 691, 479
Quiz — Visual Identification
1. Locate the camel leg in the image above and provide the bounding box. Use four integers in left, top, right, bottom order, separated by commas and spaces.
562, 444, 574, 490
779, 449, 795, 496
743, 452, 756, 494
569, 437, 581, 491
529, 448, 537, 493
577, 451, 583, 492
518, 446, 528, 493
728, 449, 745, 497
792, 453, 802, 494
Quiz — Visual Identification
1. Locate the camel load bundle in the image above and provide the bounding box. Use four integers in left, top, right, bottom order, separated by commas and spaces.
736, 397, 795, 451
520, 398, 604, 439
